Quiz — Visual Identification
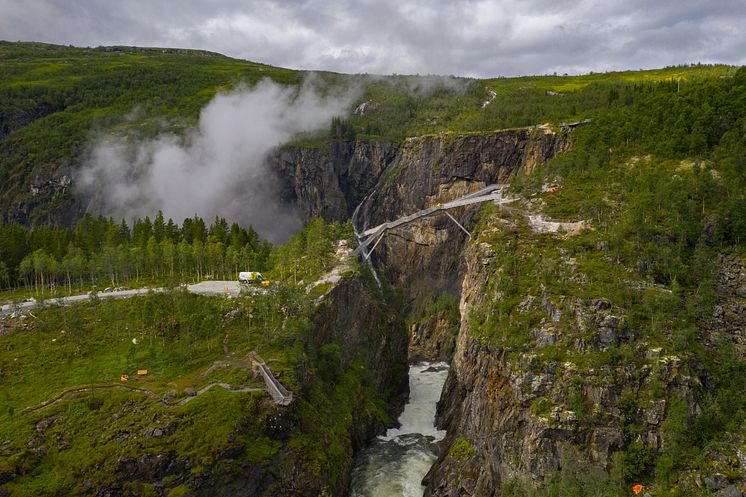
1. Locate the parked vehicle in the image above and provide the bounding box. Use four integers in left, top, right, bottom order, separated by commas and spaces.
238, 271, 271, 287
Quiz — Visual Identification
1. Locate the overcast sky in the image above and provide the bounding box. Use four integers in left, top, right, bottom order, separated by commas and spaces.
2, 0, 745, 77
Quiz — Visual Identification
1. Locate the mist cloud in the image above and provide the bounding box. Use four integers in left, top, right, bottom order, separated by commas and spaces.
377, 74, 472, 95
77, 78, 357, 242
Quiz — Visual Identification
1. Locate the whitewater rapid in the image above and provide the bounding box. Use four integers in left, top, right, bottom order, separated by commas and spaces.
348, 361, 449, 497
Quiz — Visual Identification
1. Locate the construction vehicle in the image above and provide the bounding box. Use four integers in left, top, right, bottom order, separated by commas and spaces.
238, 271, 271, 287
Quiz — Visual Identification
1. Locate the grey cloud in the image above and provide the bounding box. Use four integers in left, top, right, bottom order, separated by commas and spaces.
1, 0, 745, 76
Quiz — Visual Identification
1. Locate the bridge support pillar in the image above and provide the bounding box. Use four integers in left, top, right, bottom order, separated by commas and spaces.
364, 231, 387, 260
444, 211, 472, 237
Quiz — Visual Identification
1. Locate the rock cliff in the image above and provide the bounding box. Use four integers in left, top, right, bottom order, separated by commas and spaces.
272, 140, 398, 222
421, 217, 746, 496
355, 128, 569, 307
278, 128, 570, 360
156, 273, 408, 497
308, 274, 410, 456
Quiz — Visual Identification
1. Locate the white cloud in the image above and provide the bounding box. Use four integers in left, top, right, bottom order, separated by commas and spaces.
76, 78, 359, 242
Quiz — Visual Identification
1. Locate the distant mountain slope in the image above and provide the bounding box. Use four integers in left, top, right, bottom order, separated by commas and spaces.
0, 41, 738, 227
0, 41, 303, 225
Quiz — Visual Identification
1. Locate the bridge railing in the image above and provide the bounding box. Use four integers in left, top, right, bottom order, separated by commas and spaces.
251, 353, 293, 406
354, 184, 513, 256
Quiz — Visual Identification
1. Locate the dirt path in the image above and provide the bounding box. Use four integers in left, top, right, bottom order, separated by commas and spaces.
24, 382, 265, 414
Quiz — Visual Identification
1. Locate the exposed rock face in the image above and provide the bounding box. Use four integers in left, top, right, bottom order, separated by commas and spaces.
277, 129, 568, 229
0, 101, 70, 224
2, 137, 398, 228
709, 255, 746, 358
272, 140, 398, 222
354, 129, 570, 338
3, 127, 564, 242
409, 310, 459, 361
357, 128, 570, 232
275, 128, 569, 360
1, 163, 82, 226
422, 233, 746, 497
309, 275, 410, 452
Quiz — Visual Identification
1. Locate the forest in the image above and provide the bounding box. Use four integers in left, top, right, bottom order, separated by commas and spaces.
0, 212, 350, 298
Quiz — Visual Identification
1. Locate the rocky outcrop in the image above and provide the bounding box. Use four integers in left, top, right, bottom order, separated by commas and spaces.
357, 128, 570, 232
277, 129, 568, 230
409, 310, 459, 361
708, 255, 746, 358
272, 140, 398, 222
354, 128, 570, 336
422, 230, 746, 496
0, 162, 82, 226
309, 275, 410, 451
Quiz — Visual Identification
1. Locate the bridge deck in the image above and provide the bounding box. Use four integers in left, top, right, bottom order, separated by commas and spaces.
256, 360, 293, 406
354, 184, 513, 255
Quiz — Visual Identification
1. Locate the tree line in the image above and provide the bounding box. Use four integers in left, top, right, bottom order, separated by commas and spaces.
0, 212, 271, 294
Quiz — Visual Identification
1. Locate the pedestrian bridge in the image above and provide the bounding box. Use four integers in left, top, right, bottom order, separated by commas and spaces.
250, 353, 293, 405
354, 184, 515, 259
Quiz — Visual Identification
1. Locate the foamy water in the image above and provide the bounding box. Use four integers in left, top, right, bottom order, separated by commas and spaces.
349, 362, 449, 497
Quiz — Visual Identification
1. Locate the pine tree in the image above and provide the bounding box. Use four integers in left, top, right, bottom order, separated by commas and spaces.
153, 211, 166, 242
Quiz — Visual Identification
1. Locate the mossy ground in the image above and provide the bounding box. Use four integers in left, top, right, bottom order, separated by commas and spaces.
470, 134, 745, 495
0, 289, 298, 494
0, 220, 394, 496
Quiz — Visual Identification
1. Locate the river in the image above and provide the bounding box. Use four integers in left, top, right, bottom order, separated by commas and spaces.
348, 361, 449, 497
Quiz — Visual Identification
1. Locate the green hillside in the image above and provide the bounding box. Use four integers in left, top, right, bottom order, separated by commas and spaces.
0, 41, 738, 226
1, 41, 745, 497
0, 218, 398, 496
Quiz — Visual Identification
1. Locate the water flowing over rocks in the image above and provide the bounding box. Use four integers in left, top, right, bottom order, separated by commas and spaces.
348, 362, 449, 497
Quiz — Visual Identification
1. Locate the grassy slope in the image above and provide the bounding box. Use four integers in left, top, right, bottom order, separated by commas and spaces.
0, 41, 737, 225
0, 42, 299, 179
0, 220, 390, 496
464, 68, 746, 495
0, 290, 299, 495
0, 291, 293, 412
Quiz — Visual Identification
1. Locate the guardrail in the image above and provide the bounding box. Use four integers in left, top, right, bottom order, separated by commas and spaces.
353, 184, 514, 257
